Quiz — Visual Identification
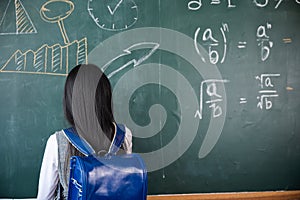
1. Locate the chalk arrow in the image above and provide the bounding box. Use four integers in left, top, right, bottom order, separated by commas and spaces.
101, 42, 160, 78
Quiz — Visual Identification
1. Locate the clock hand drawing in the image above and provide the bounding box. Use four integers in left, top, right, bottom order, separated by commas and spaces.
88, 0, 138, 31
107, 0, 123, 15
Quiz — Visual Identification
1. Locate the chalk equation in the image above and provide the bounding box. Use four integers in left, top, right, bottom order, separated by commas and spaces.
193, 22, 291, 63
240, 73, 280, 110
253, 0, 300, 9
188, 0, 236, 10
188, 0, 300, 10
195, 79, 229, 119
257, 23, 273, 62
194, 23, 229, 64
256, 73, 280, 110
195, 73, 281, 119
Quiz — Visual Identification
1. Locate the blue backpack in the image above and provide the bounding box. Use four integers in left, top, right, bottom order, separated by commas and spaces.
63, 124, 148, 200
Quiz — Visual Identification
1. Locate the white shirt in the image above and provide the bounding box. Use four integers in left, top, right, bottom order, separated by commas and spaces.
37, 127, 132, 200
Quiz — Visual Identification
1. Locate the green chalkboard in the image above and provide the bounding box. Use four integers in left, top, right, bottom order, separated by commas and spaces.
0, 0, 300, 198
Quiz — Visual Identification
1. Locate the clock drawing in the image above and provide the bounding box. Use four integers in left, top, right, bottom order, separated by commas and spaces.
88, 0, 138, 31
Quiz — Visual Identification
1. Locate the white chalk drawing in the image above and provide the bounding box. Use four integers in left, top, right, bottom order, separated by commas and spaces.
220, 23, 229, 63
256, 73, 280, 88
188, 0, 299, 9
88, 0, 138, 31
253, 0, 269, 7
257, 94, 279, 110
0, 0, 88, 76
101, 42, 160, 78
239, 97, 247, 104
195, 79, 229, 119
256, 73, 280, 110
227, 0, 236, 8
0, 0, 37, 35
193, 28, 206, 63
188, 0, 235, 10
239, 74, 281, 108
211, 0, 220, 5
256, 22, 273, 61
253, 0, 299, 9
194, 23, 229, 64
275, 0, 284, 9
188, 0, 202, 10
237, 41, 247, 49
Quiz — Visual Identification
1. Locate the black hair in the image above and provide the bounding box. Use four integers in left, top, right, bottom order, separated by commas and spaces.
63, 64, 115, 139
63, 65, 80, 126
95, 72, 115, 141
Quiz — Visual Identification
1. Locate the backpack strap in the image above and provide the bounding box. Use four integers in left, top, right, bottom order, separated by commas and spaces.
63, 127, 95, 156
108, 123, 126, 155
63, 123, 125, 156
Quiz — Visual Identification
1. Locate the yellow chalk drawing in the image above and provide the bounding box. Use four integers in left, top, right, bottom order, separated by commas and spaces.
40, 0, 74, 44
0, 38, 88, 76
0, 0, 37, 35
0, 0, 88, 76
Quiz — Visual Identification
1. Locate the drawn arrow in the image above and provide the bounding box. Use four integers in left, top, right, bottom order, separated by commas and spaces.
101, 42, 160, 78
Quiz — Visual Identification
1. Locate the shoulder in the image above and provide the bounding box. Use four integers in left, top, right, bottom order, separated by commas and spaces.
54, 130, 67, 142
122, 125, 132, 153
46, 132, 58, 147
116, 123, 132, 138
45, 130, 66, 149
124, 126, 132, 138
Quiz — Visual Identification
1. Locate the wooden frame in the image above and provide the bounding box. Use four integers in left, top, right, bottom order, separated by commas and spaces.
147, 190, 300, 200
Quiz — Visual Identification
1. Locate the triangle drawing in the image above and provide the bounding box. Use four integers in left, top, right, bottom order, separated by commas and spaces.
0, 0, 37, 35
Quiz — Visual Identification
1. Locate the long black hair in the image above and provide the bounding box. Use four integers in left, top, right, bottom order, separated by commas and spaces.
63, 65, 79, 127
63, 64, 115, 141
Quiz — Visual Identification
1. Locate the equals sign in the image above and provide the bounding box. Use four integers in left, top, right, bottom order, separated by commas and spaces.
282, 38, 292, 44
240, 98, 247, 104
237, 41, 247, 49
211, 0, 221, 4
